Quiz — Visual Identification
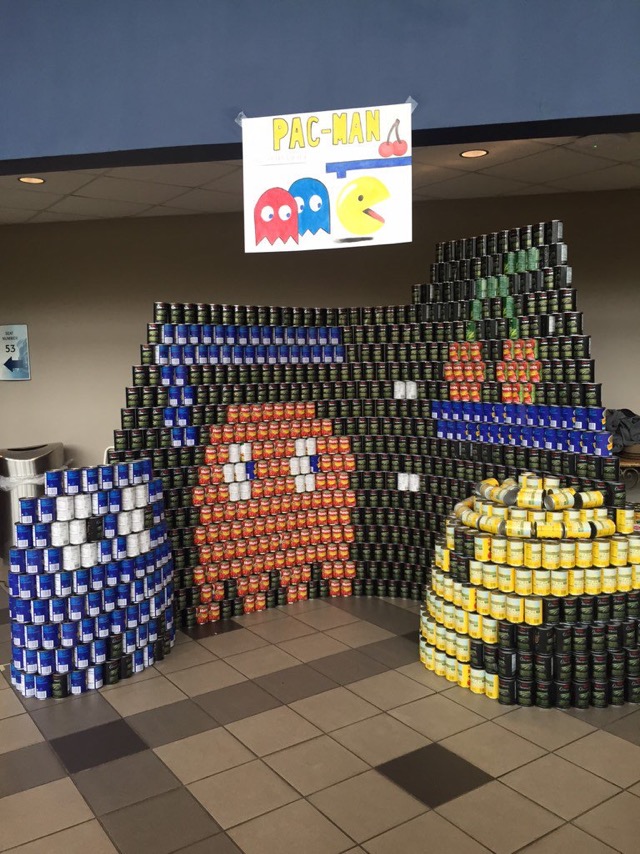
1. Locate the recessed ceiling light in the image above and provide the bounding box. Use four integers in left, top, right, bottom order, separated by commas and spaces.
18, 176, 45, 184
460, 149, 489, 159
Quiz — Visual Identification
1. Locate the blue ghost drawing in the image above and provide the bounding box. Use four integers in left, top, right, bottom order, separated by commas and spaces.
288, 178, 330, 236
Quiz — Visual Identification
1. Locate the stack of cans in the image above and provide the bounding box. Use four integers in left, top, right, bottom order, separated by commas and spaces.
8, 459, 174, 700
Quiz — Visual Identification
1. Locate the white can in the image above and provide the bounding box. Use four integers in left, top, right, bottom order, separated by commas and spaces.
68, 519, 87, 545
117, 512, 132, 536
305, 438, 317, 455
126, 533, 140, 557
228, 443, 241, 463
240, 443, 252, 461
223, 464, 235, 484
295, 439, 306, 457
406, 381, 418, 400
80, 542, 98, 568
409, 473, 421, 492
299, 456, 311, 475
295, 475, 306, 493
56, 496, 75, 521
138, 530, 151, 553
50, 521, 70, 547
290, 457, 300, 476
73, 494, 92, 519
239, 481, 251, 501
234, 462, 247, 482
393, 381, 406, 399
229, 482, 241, 502
397, 472, 409, 491
62, 544, 81, 571
134, 484, 149, 508
304, 474, 315, 492
131, 508, 145, 532
121, 487, 136, 511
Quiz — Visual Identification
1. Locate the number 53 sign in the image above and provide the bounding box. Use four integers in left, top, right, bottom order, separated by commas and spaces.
1, 324, 31, 381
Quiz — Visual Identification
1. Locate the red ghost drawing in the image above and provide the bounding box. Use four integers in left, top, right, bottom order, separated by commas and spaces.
254, 188, 299, 245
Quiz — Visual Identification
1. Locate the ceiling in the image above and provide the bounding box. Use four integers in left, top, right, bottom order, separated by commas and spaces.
1, 133, 640, 225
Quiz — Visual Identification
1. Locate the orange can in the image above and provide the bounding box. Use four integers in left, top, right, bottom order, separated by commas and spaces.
341, 579, 353, 597
208, 602, 221, 622
329, 579, 341, 597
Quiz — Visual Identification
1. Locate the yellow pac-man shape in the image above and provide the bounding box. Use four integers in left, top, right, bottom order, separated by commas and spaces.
336, 176, 390, 235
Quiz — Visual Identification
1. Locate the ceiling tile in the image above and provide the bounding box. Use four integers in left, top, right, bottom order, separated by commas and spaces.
505, 184, 565, 196
479, 146, 613, 182
106, 161, 239, 187
530, 136, 579, 147
0, 172, 97, 195
0, 186, 63, 211
412, 139, 550, 170
163, 188, 242, 213
0, 207, 37, 223
134, 206, 203, 217
565, 133, 640, 162
29, 210, 95, 223
545, 162, 640, 192
47, 196, 151, 217
201, 166, 243, 194
413, 166, 466, 188
419, 172, 529, 199
74, 176, 186, 204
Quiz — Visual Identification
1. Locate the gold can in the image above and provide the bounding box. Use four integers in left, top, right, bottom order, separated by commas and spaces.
435, 624, 447, 651
433, 570, 443, 597
594, 507, 609, 520
559, 539, 576, 569
566, 521, 593, 539
445, 521, 456, 550
469, 561, 484, 585
616, 507, 635, 535
453, 581, 463, 608
443, 603, 455, 630
633, 564, 640, 590
602, 567, 617, 594
441, 548, 451, 572
460, 583, 477, 612
585, 568, 602, 595
617, 566, 632, 592
576, 490, 604, 509
515, 568, 533, 596
537, 522, 565, 541
610, 536, 629, 568
445, 656, 458, 683
576, 540, 595, 568
434, 650, 446, 677
541, 540, 561, 569
550, 569, 569, 597
476, 588, 491, 616
524, 595, 543, 626
627, 536, 640, 564
498, 564, 516, 593
470, 667, 486, 694
443, 575, 454, 602
481, 617, 498, 645
506, 538, 524, 567
456, 634, 471, 662
518, 488, 544, 509
504, 520, 534, 539
543, 489, 575, 511
592, 540, 611, 568
424, 644, 435, 671
491, 536, 507, 564
490, 591, 507, 620
506, 593, 525, 624
474, 533, 491, 562
435, 597, 444, 624
533, 568, 551, 596
592, 519, 616, 538
468, 612, 483, 639
482, 563, 498, 590
480, 515, 503, 535
457, 661, 470, 688
524, 539, 542, 569
445, 629, 457, 658
492, 505, 508, 520
568, 567, 585, 596
484, 672, 499, 700
455, 607, 469, 635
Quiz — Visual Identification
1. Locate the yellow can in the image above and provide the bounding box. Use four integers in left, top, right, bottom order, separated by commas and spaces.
528, 509, 546, 526
474, 533, 491, 562
541, 540, 561, 569
498, 564, 515, 593
576, 490, 604, 509
443, 603, 456, 630
616, 507, 635, 535
469, 561, 484, 585
455, 607, 469, 635
441, 548, 451, 572
432, 570, 443, 597
506, 538, 524, 567
434, 597, 444, 624
585, 568, 603, 595
460, 584, 477, 612
504, 520, 535, 539
506, 593, 525, 624
592, 519, 616, 538
551, 569, 569, 597
617, 566, 632, 592
509, 508, 529, 521
424, 644, 435, 671
559, 539, 576, 569
546, 511, 565, 524
468, 612, 483, 639
627, 536, 640, 564
594, 507, 609, 520
484, 672, 499, 700
482, 563, 498, 590
524, 539, 542, 569
481, 617, 498, 645
492, 505, 508, 520
568, 567, 585, 596
480, 515, 503, 535
457, 661, 470, 688
543, 489, 575, 511
490, 591, 507, 620
576, 540, 595, 568
602, 567, 617, 594
445, 655, 458, 682
633, 565, 640, 590
563, 509, 581, 524
533, 568, 551, 596
592, 540, 611, 568
453, 581, 463, 608
456, 634, 471, 662
610, 536, 629, 568
537, 522, 565, 541
445, 629, 457, 658
579, 508, 595, 523
434, 650, 446, 677
515, 568, 533, 596
470, 667, 486, 694
566, 521, 593, 539
543, 475, 561, 490
520, 473, 542, 488
435, 623, 447, 651
443, 575, 454, 602
476, 588, 491, 616
518, 488, 544, 509
524, 595, 543, 626
491, 537, 507, 564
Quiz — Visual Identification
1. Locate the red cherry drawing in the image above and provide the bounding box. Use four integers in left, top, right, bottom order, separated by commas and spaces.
379, 118, 408, 158
378, 140, 394, 158
392, 139, 408, 156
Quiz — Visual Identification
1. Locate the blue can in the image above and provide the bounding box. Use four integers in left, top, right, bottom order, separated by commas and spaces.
322, 345, 334, 363
104, 513, 117, 539
106, 562, 120, 587
82, 467, 99, 493
549, 406, 562, 428
11, 624, 26, 648
98, 465, 115, 490
37, 497, 56, 523
90, 566, 105, 590
185, 426, 198, 446
133, 648, 145, 672
79, 618, 95, 643
87, 665, 104, 690
87, 591, 103, 617
115, 463, 130, 487
18, 574, 36, 599
126, 604, 140, 628
134, 555, 146, 578
161, 323, 174, 344
177, 406, 190, 427
68, 595, 85, 621
306, 327, 317, 345
74, 569, 90, 595
25, 649, 39, 673
19, 498, 38, 524
13, 600, 31, 624
232, 345, 244, 365
103, 588, 117, 611
220, 345, 231, 364
70, 670, 87, 694
503, 404, 516, 424
196, 344, 209, 365
92, 491, 109, 516
175, 323, 188, 345
168, 385, 181, 406
207, 344, 220, 364
290, 345, 300, 363
25, 624, 42, 650
175, 365, 189, 386
23, 673, 36, 698
544, 428, 556, 450
266, 344, 277, 364
117, 583, 130, 608
45, 470, 64, 496
12, 646, 25, 671
581, 432, 597, 454
271, 326, 282, 345
35, 674, 53, 700
24, 549, 42, 575
169, 345, 182, 366
143, 645, 155, 668
213, 324, 225, 344
120, 559, 134, 583
9, 548, 26, 574
155, 344, 169, 365
573, 407, 589, 430
137, 623, 148, 647
300, 345, 311, 364
64, 469, 81, 495
43, 624, 60, 649
171, 427, 183, 447
588, 407, 606, 431
309, 455, 320, 473
32, 599, 50, 625
112, 537, 127, 560
55, 571, 72, 597
330, 327, 341, 344
556, 429, 569, 450
561, 406, 575, 429
163, 406, 176, 426
37, 649, 54, 675
108, 490, 122, 514
49, 598, 66, 623
99, 540, 112, 564
131, 579, 144, 603
594, 432, 612, 456
255, 345, 266, 364
201, 324, 213, 345
44, 547, 62, 573
15, 524, 33, 549
75, 644, 90, 669
36, 575, 54, 599
525, 405, 539, 427
124, 629, 137, 653
148, 620, 158, 642
33, 523, 50, 549
532, 427, 545, 448
95, 613, 111, 637
111, 609, 126, 634
188, 323, 201, 344
509, 425, 522, 445
56, 648, 73, 672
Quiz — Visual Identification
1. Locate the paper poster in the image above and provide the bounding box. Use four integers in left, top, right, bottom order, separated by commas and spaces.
243, 103, 412, 253
0, 324, 30, 381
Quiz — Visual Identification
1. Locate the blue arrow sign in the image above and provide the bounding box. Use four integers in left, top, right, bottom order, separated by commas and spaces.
3, 357, 27, 372
1, 324, 31, 381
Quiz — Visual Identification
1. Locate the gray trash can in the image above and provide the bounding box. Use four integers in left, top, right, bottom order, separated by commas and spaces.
0, 443, 65, 579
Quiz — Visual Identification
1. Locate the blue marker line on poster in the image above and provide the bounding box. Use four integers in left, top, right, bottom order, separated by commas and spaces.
326, 157, 412, 179
1, 324, 31, 381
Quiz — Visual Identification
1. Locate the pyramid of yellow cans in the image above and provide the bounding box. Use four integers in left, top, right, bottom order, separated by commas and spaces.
420, 474, 640, 709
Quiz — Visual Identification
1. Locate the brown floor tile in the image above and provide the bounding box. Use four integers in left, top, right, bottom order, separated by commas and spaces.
0, 742, 66, 798
154, 728, 253, 784
0, 713, 43, 755
437, 780, 562, 854
225, 645, 300, 678
574, 791, 640, 853
50, 719, 147, 773
153, 641, 217, 674
180, 620, 244, 641
126, 699, 218, 747
228, 798, 352, 854
501, 754, 620, 820
377, 743, 492, 808
0, 778, 93, 851
226, 705, 321, 756
309, 769, 426, 843
563, 703, 638, 727
0, 688, 25, 719
363, 811, 491, 854
189, 759, 298, 828
73, 749, 180, 814
331, 713, 431, 766
29, 691, 120, 739
255, 663, 338, 703
389, 694, 484, 741
496, 707, 595, 750
100, 787, 221, 854
442, 685, 514, 718
557, 731, 640, 787
232, 607, 288, 626
265, 734, 369, 794
605, 709, 640, 747
290, 686, 379, 732
326, 621, 395, 648
346, 670, 433, 710
195, 680, 282, 725
6, 819, 119, 854
294, 607, 360, 631
277, 631, 350, 662
197, 628, 268, 658
359, 636, 419, 669
172, 836, 242, 854
328, 599, 418, 635
519, 823, 618, 853
309, 649, 389, 685
440, 721, 546, 777
248, 615, 316, 643
166, 660, 246, 697
395, 662, 451, 692
102, 675, 186, 717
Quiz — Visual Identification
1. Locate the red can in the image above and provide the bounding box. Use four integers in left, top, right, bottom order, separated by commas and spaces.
341, 579, 353, 597
244, 595, 256, 614
193, 566, 206, 585
329, 579, 341, 597
256, 592, 266, 611
287, 585, 298, 604
196, 605, 209, 625
208, 602, 221, 622
192, 486, 206, 505
237, 577, 249, 597
213, 581, 226, 601
200, 583, 213, 603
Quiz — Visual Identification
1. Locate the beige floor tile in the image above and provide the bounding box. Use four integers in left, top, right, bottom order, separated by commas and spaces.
325, 621, 395, 648
277, 632, 350, 662
501, 754, 620, 819
519, 823, 618, 853
290, 687, 378, 732
228, 798, 352, 854
226, 705, 322, 756
152, 642, 217, 674
437, 781, 562, 854
331, 713, 430, 765
557, 731, 640, 787
189, 760, 298, 828
346, 671, 433, 710
294, 607, 360, 631
102, 675, 185, 716
395, 662, 451, 692
100, 666, 159, 691
8, 819, 118, 853
363, 812, 491, 854
389, 694, 484, 741
233, 607, 288, 625
0, 778, 93, 851
0, 713, 43, 755
440, 721, 546, 776
226, 645, 300, 678
166, 660, 246, 696
249, 616, 317, 644
496, 707, 595, 750
265, 734, 369, 795
0, 689, 26, 720
154, 727, 253, 784
575, 792, 640, 853
197, 629, 268, 658
309, 769, 426, 843
442, 685, 514, 718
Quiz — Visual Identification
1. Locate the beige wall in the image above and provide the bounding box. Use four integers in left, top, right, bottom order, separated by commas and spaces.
1, 189, 638, 467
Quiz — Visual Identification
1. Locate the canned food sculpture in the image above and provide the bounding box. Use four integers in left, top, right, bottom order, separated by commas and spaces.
421, 475, 640, 708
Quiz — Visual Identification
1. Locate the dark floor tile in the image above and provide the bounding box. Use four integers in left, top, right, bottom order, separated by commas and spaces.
0, 741, 67, 797
174, 834, 242, 853
329, 597, 418, 634
73, 749, 180, 814
309, 649, 389, 685
255, 664, 339, 704
360, 636, 419, 669
0, 640, 10, 665
126, 699, 218, 748
181, 620, 243, 640
30, 690, 120, 739
194, 680, 282, 725
605, 709, 640, 746
101, 787, 222, 854
0, 607, 9, 625
50, 718, 147, 773
377, 743, 492, 808
0, 587, 8, 607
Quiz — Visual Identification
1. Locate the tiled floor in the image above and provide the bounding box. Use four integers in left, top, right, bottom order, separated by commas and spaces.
2, 593, 640, 852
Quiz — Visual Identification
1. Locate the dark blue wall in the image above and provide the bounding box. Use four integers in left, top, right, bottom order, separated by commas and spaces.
2, 0, 639, 165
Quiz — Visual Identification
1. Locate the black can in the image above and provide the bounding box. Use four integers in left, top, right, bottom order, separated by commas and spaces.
517, 679, 535, 706
572, 680, 590, 709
